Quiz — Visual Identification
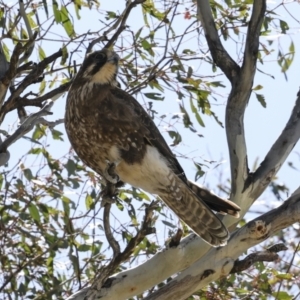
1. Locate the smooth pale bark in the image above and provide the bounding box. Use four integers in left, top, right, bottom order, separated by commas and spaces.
67, 188, 300, 300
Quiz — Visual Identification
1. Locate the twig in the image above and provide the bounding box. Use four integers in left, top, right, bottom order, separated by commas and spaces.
17, 81, 72, 109
230, 243, 288, 273
102, 183, 121, 258
196, 0, 239, 81
168, 229, 183, 248
275, 241, 299, 299
39, 118, 64, 128
0, 100, 54, 166
0, 48, 63, 122
71, 200, 158, 300
86, 0, 146, 54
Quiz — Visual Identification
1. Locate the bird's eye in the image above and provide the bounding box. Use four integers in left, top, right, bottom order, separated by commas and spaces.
94, 52, 106, 61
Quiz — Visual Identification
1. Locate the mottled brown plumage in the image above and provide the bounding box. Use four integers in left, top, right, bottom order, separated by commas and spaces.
65, 49, 240, 246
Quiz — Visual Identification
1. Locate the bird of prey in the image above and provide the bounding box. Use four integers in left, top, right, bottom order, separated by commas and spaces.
65, 49, 240, 246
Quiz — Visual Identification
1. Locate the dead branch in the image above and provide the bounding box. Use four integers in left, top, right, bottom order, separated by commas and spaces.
230, 243, 288, 273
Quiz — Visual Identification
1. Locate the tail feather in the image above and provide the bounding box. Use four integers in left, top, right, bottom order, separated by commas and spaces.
187, 180, 240, 218
160, 178, 230, 246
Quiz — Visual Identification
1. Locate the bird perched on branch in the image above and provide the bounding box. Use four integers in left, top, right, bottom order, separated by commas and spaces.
65, 48, 240, 247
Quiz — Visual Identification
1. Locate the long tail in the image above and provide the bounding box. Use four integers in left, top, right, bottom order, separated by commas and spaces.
159, 177, 231, 246
187, 181, 240, 218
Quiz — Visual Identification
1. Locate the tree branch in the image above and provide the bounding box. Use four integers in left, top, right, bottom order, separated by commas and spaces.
196, 0, 240, 82
104, 0, 146, 50
0, 100, 54, 166
76, 187, 299, 300
143, 189, 298, 300
86, 0, 146, 54
0, 48, 63, 123
225, 0, 266, 204
17, 81, 72, 109
0, 42, 24, 108
66, 200, 157, 300
247, 89, 300, 200
230, 243, 287, 274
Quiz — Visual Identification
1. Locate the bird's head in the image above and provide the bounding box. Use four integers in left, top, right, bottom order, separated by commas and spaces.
76, 49, 120, 85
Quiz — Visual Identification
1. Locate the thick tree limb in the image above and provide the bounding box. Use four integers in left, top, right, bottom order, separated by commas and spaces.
226, 0, 266, 202
143, 189, 298, 300
247, 89, 300, 200
67, 186, 298, 300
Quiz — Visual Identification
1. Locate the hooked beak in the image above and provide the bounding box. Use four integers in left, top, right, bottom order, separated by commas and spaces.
107, 52, 120, 64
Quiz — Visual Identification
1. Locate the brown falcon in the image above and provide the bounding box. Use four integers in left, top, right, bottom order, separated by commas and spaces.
65, 49, 240, 246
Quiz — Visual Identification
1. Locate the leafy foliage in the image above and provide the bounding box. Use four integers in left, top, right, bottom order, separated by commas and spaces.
0, 0, 299, 299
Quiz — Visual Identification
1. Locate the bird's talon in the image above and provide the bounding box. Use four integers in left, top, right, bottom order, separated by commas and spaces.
103, 161, 119, 184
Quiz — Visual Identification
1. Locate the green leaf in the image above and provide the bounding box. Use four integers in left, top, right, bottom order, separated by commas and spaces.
23, 168, 33, 181
0, 173, 3, 190
141, 39, 154, 56
272, 291, 292, 300
29, 204, 41, 222
1, 42, 10, 61
85, 194, 94, 210
161, 220, 176, 228
28, 147, 43, 155
135, 27, 143, 40
52, 0, 61, 23
61, 196, 71, 217
60, 6, 75, 37
73, 0, 81, 20
289, 41, 295, 54
26, 12, 38, 29
38, 46, 46, 61
39, 79, 46, 95
252, 84, 263, 91
20, 27, 28, 39
42, 0, 49, 18
194, 162, 205, 181
190, 98, 205, 127
64, 159, 76, 176
279, 20, 289, 34
51, 129, 64, 141
144, 93, 164, 101
78, 244, 91, 251
255, 93, 266, 108
276, 273, 293, 280
61, 44, 68, 65
179, 104, 192, 127
105, 11, 117, 20
209, 81, 226, 88
167, 131, 182, 146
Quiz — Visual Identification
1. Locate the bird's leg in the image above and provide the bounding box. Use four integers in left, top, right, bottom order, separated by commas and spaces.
103, 160, 119, 184
101, 161, 122, 206
100, 181, 118, 206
